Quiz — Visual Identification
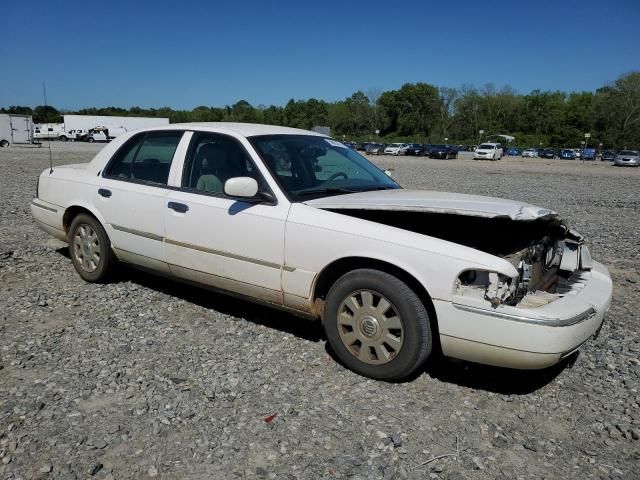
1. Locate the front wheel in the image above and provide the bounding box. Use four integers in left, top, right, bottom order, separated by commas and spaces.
68, 213, 116, 282
324, 269, 432, 381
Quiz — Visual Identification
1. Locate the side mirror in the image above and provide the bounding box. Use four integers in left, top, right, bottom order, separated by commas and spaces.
224, 177, 259, 199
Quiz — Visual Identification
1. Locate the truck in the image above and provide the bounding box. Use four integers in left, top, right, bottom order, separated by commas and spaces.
86, 125, 128, 142
58, 129, 89, 142
0, 114, 34, 147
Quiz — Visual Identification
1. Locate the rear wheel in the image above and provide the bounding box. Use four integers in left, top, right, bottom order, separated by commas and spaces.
0, 140, 9, 148
59, 135, 67, 142
324, 269, 432, 381
68, 214, 116, 282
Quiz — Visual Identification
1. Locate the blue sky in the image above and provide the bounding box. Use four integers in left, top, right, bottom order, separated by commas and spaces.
1, 0, 638, 110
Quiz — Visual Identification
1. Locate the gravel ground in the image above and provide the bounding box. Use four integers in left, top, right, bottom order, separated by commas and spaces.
1, 143, 639, 479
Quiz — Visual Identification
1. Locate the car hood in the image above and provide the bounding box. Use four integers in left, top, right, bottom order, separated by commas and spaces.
304, 189, 557, 220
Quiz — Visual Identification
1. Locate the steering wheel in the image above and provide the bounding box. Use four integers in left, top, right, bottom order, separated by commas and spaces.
327, 172, 348, 181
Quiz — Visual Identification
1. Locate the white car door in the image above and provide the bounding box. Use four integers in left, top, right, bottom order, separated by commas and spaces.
96, 130, 187, 272
164, 131, 288, 304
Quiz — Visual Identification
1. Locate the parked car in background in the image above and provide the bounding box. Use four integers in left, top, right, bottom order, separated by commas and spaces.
429, 145, 458, 159
405, 144, 427, 156
581, 148, 596, 160
474, 143, 503, 160
522, 148, 538, 158
505, 147, 521, 156
573, 149, 582, 159
559, 149, 575, 160
365, 143, 385, 155
613, 150, 639, 167
30, 122, 612, 380
383, 143, 406, 155
601, 150, 616, 161
540, 149, 557, 159
398, 144, 415, 155
343, 142, 357, 150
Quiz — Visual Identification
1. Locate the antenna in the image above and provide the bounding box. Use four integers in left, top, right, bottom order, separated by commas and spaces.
42, 82, 53, 174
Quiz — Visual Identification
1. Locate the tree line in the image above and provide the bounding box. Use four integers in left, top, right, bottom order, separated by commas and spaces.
3, 72, 639, 149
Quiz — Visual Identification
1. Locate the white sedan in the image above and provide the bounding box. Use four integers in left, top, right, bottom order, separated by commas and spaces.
383, 143, 406, 155
31, 123, 612, 380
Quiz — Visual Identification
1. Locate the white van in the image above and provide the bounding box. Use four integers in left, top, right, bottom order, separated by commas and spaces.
473, 143, 504, 160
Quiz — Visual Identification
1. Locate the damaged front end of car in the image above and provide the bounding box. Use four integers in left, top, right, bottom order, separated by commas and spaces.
455, 226, 594, 309
320, 204, 594, 311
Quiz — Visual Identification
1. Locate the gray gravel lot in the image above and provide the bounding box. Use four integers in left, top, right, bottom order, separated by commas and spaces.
1, 142, 639, 479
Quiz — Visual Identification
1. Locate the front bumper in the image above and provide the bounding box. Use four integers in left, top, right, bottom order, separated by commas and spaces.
435, 260, 612, 369
614, 159, 639, 166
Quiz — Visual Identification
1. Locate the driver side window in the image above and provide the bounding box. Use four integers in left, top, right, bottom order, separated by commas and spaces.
182, 133, 257, 195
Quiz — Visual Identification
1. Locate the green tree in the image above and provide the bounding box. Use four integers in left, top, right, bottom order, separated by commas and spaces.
33, 105, 61, 123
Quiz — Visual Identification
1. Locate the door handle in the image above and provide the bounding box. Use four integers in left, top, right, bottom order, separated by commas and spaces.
98, 188, 112, 198
168, 202, 189, 213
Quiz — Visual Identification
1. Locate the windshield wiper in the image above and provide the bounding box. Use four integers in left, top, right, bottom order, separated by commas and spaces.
296, 187, 358, 196
296, 185, 397, 196
356, 185, 398, 192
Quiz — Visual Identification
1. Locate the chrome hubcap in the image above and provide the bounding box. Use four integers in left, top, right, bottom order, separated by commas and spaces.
73, 224, 101, 273
337, 290, 404, 365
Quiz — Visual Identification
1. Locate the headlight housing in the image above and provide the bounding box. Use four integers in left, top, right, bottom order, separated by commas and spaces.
455, 270, 517, 307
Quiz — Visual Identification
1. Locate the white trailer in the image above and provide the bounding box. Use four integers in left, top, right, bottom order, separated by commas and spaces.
0, 114, 34, 147
63, 115, 169, 137
34, 123, 65, 140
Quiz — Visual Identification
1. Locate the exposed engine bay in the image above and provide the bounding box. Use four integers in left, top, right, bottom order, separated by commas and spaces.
327, 209, 593, 308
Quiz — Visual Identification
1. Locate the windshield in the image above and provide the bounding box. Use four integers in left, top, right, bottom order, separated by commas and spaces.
478, 144, 495, 149
619, 150, 638, 156
250, 135, 400, 201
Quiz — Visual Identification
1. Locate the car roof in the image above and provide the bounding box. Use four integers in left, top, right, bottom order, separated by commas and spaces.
157, 122, 326, 138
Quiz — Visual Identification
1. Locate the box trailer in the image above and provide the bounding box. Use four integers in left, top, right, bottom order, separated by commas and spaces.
0, 114, 34, 147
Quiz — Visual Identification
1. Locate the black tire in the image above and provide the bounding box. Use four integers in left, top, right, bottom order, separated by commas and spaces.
59, 135, 67, 142
68, 213, 116, 282
323, 269, 432, 381
88, 137, 95, 143
0, 140, 9, 148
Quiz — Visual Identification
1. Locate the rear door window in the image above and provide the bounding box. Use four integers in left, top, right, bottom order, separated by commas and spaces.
104, 131, 183, 185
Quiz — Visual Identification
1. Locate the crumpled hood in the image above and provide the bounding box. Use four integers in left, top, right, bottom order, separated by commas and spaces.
304, 189, 557, 221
